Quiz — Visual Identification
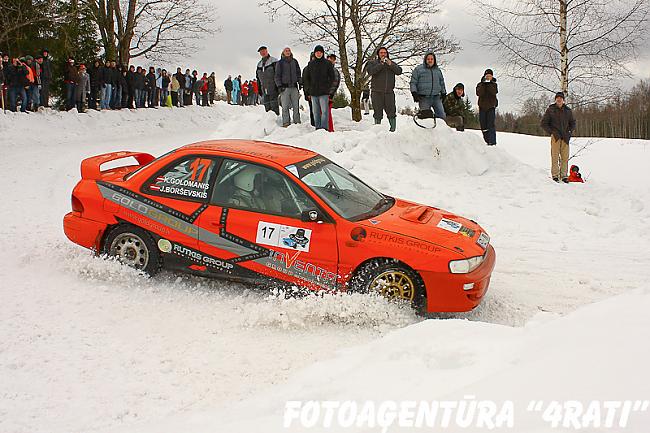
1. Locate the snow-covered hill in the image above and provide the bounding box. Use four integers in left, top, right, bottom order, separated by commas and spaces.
1, 104, 649, 432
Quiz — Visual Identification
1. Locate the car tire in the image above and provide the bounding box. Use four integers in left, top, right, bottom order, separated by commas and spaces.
103, 224, 162, 276
349, 258, 426, 311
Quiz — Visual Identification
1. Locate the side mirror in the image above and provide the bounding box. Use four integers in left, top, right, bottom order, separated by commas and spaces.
301, 209, 324, 223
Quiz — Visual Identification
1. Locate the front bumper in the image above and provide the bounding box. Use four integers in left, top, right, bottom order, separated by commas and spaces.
63, 212, 108, 251
421, 245, 496, 312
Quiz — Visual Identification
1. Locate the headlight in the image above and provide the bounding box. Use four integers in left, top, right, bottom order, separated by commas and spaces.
449, 255, 485, 274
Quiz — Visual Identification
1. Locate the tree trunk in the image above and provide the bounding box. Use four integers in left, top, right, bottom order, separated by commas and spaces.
559, 0, 569, 97
350, 88, 362, 121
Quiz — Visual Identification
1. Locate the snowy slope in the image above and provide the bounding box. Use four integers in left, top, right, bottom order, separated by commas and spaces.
1, 104, 649, 433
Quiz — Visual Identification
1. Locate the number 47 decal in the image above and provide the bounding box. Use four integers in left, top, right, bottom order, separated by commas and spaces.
190, 158, 212, 182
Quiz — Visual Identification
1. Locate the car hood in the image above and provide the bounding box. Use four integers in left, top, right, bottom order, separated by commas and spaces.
359, 199, 489, 258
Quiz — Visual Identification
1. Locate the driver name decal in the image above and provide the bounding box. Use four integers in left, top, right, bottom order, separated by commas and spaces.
256, 221, 312, 252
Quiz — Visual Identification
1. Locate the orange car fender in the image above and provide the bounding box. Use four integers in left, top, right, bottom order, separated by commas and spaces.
337, 221, 462, 283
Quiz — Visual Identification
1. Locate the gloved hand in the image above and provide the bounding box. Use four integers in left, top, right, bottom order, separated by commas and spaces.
412, 92, 420, 103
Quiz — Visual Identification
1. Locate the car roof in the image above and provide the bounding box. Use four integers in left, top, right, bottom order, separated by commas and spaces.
181, 139, 319, 166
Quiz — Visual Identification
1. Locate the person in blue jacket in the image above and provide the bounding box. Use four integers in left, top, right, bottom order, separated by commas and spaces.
232, 76, 241, 105
410, 52, 447, 119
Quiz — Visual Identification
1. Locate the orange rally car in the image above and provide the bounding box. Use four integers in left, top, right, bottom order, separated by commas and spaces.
63, 140, 496, 313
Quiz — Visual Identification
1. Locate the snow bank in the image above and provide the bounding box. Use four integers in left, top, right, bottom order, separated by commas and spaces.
143, 287, 650, 433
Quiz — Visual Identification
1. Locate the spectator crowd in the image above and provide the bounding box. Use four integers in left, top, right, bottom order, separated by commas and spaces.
0, 49, 220, 112
2, 44, 576, 183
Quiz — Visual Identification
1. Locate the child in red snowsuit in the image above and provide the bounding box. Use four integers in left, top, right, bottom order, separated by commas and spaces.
568, 165, 584, 183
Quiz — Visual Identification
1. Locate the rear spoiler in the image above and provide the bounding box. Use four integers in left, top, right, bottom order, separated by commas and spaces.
80, 151, 155, 180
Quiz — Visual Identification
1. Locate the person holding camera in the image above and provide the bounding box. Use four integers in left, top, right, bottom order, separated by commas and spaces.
366, 47, 402, 132
410, 52, 447, 119
6, 58, 29, 112
476, 68, 498, 146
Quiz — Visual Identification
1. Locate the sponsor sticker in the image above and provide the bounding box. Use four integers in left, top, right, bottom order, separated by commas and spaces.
256, 221, 312, 252
459, 226, 476, 238
477, 232, 490, 249
158, 238, 172, 253
437, 218, 462, 233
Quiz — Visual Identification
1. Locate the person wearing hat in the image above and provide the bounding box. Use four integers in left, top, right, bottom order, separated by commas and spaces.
6, 57, 30, 112
223, 75, 233, 104
75, 64, 90, 112
256, 46, 280, 115
39, 49, 52, 107
476, 68, 498, 145
303, 45, 336, 131
64, 57, 79, 111
410, 52, 447, 119
541, 91, 576, 183
366, 46, 403, 132
24, 55, 40, 111
327, 53, 341, 132
443, 83, 467, 131
568, 165, 584, 183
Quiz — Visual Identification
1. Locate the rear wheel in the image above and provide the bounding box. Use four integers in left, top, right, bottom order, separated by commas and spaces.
349, 259, 425, 310
103, 225, 161, 276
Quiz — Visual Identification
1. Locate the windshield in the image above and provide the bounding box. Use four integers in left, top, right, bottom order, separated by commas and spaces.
287, 156, 394, 221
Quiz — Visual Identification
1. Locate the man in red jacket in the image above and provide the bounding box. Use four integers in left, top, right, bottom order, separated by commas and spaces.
252, 79, 259, 105
200, 73, 209, 106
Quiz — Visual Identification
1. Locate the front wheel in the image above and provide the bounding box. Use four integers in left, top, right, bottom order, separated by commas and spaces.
103, 225, 161, 276
349, 259, 426, 311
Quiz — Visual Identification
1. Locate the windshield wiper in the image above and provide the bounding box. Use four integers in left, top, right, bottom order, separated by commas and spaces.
371, 196, 393, 212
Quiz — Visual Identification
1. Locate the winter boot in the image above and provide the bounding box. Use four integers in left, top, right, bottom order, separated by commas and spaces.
374, 118, 382, 125
388, 117, 397, 132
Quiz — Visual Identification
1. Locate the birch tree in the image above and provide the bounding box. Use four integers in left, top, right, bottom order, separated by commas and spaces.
260, 0, 460, 121
473, 0, 649, 104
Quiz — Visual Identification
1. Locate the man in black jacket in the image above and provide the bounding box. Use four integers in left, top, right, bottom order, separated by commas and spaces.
541, 92, 576, 183
39, 49, 52, 107
88, 60, 102, 110
109, 61, 120, 109
224, 75, 233, 104
6, 58, 29, 112
175, 68, 186, 107
476, 68, 498, 145
146, 67, 157, 107
366, 47, 402, 132
303, 45, 335, 131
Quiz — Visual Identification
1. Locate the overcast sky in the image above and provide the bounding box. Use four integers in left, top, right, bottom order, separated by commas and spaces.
181, 0, 650, 113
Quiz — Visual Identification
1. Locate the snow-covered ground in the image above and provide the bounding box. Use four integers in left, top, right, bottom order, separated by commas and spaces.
1, 103, 649, 432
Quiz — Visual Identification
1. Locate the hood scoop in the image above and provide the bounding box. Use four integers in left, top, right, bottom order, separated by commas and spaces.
399, 205, 436, 224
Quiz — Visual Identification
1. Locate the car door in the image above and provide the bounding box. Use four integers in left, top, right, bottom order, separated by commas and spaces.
196, 158, 340, 290
102, 154, 218, 250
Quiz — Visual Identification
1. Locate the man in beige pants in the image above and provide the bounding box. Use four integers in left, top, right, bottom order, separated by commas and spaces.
541, 92, 576, 183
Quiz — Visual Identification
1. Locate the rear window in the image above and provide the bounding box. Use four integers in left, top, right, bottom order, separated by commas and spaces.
124, 149, 175, 181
